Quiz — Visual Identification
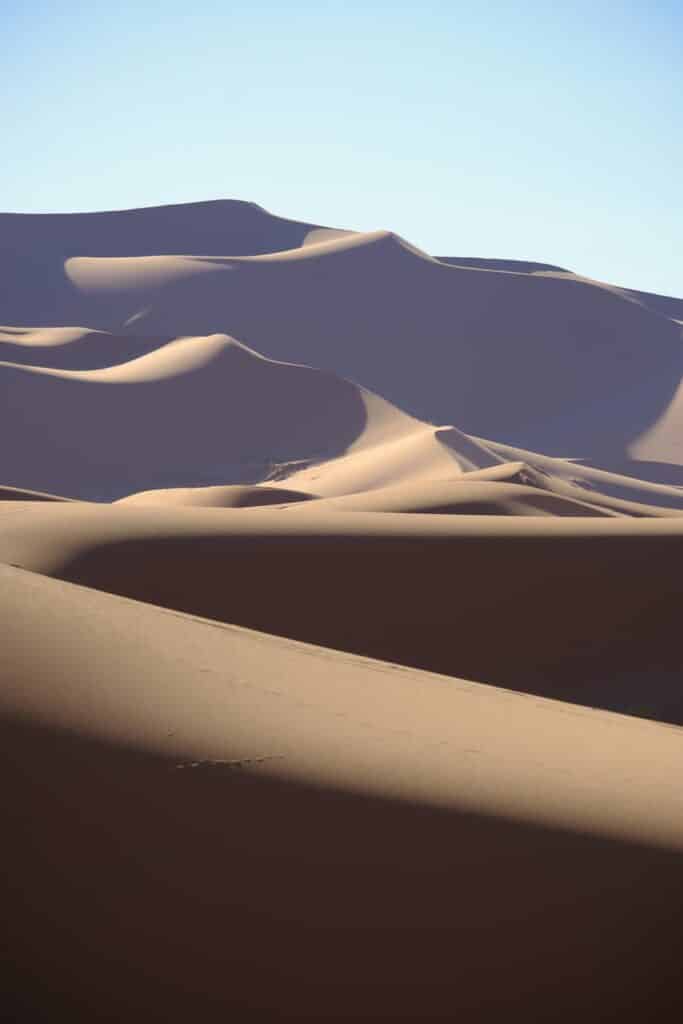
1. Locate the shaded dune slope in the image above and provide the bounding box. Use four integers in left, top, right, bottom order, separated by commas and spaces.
3, 504, 683, 723
3, 563, 683, 1020
623, 286, 683, 322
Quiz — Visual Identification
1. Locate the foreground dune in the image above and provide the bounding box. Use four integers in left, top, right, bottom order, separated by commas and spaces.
2, 502, 683, 723
3, 562, 683, 1020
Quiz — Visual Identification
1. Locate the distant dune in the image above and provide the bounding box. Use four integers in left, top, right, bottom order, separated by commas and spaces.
2, 199, 683, 1021
0, 333, 433, 499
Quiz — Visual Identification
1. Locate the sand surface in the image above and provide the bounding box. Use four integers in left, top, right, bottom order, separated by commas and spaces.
2, 200, 683, 1020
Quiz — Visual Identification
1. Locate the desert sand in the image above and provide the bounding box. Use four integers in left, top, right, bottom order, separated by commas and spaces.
2, 200, 683, 1020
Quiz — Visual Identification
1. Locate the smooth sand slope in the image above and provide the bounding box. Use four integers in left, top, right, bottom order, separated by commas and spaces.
2, 502, 683, 723
3, 562, 683, 1020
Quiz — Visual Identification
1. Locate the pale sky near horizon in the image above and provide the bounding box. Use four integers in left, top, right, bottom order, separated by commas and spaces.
4, 2, 681, 296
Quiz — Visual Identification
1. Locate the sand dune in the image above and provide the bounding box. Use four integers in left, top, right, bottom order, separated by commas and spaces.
283, 446, 683, 516
304, 477, 621, 516
3, 199, 683, 1020
2, 501, 683, 722
0, 333, 439, 499
480, 440, 683, 514
282, 423, 501, 496
3, 562, 683, 1019
119, 460, 626, 516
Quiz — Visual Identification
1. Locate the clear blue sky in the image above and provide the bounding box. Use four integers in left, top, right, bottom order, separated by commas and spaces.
4, 2, 681, 295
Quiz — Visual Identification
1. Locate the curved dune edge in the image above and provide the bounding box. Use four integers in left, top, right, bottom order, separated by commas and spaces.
0, 484, 76, 502
117, 482, 315, 508
2, 503, 683, 722
0, 325, 175, 371
3, 563, 683, 1019
288, 477, 621, 517
281, 422, 500, 497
